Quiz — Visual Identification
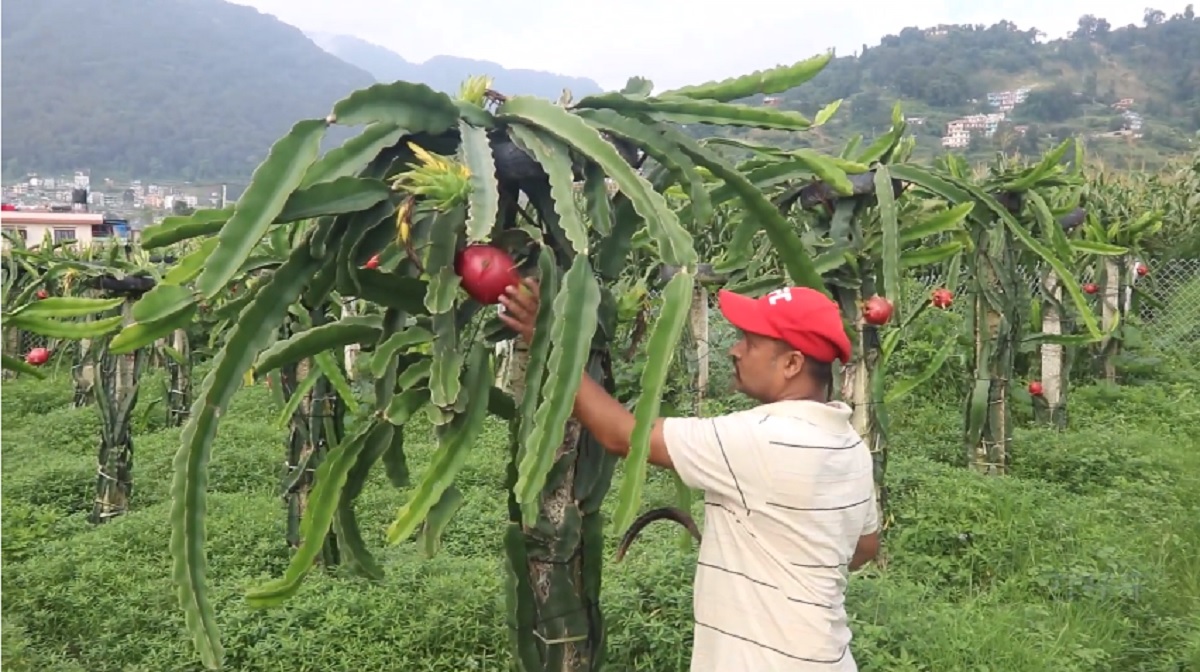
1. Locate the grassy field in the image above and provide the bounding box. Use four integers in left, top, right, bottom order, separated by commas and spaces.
3, 359, 1200, 671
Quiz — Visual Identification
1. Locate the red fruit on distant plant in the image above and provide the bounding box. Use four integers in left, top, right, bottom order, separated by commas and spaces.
862, 295, 894, 325
364, 254, 380, 270
36, 289, 48, 299
931, 287, 953, 309
454, 244, 520, 305
1083, 282, 1098, 294
1029, 381, 1044, 397
25, 347, 50, 366
1136, 263, 1148, 277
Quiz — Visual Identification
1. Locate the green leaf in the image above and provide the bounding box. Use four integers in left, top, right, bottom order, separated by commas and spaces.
132, 284, 197, 324
875, 166, 903, 313
386, 387, 431, 425
274, 177, 393, 223
169, 234, 326, 669
611, 269, 693, 534
497, 96, 696, 267
659, 51, 832, 102
573, 94, 813, 130
10, 296, 123, 318
1001, 139, 1071, 192
791, 149, 854, 195
371, 327, 434, 377
2, 353, 46, 378
334, 423, 393, 580
140, 208, 233, 249
515, 248, 559, 470
663, 126, 825, 294
1069, 239, 1129, 256
885, 337, 956, 403
196, 119, 327, 298
301, 122, 408, 188
886, 165, 975, 207
899, 242, 964, 268
576, 108, 714, 230
514, 254, 602, 525
506, 124, 591, 254
329, 80, 460, 131
428, 310, 464, 409
273, 369, 321, 430
897, 201, 974, 244
813, 99, 843, 126
1026, 191, 1075, 263
582, 163, 613, 236
110, 303, 199, 355
254, 315, 384, 375
458, 120, 501, 243
164, 238, 221, 286
386, 341, 493, 543
416, 485, 466, 558
314, 350, 360, 415
1002, 218, 1101, 338
6, 313, 125, 339
245, 420, 383, 607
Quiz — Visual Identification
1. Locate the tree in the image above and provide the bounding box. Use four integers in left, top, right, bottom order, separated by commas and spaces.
892, 142, 1121, 472
104, 55, 848, 671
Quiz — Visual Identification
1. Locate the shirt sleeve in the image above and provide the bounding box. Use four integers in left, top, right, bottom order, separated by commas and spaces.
662, 413, 756, 506
860, 484, 880, 535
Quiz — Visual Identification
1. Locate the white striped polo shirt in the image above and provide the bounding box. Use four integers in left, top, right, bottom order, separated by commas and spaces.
663, 398, 878, 671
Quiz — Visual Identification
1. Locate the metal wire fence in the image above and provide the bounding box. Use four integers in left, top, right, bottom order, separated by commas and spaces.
656, 257, 1200, 404
8, 259, 1199, 391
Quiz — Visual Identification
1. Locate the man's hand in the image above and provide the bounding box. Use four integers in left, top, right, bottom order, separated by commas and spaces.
497, 278, 541, 345
497, 276, 675, 469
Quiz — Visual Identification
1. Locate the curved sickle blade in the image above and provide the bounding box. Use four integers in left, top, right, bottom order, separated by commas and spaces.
613, 506, 702, 562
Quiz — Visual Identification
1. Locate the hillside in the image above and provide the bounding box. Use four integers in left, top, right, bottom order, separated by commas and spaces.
0, 0, 379, 183
308, 33, 603, 100
713, 9, 1199, 169
2, 5, 1196, 184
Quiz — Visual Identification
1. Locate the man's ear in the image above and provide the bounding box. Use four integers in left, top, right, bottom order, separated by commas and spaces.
783, 348, 807, 380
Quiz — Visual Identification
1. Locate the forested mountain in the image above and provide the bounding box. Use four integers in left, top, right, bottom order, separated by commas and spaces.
716, 8, 1199, 168
309, 33, 603, 100
2, 1, 1196, 183
0, 0, 380, 183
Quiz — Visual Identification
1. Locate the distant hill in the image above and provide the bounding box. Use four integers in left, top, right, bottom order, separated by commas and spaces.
3, 2, 1195, 184
708, 10, 1199, 169
0, 0, 376, 182
308, 32, 604, 99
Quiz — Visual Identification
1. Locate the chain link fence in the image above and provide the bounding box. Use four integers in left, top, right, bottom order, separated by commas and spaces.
18, 330, 48, 354
658, 257, 1200, 403
903, 257, 1200, 361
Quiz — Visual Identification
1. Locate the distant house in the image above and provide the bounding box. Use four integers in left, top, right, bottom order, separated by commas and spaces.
1, 211, 130, 250
941, 112, 1008, 148
986, 88, 1031, 112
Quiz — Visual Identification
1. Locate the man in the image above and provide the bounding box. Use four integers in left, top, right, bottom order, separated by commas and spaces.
499, 279, 880, 672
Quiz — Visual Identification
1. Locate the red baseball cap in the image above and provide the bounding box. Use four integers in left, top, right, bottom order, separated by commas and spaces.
717, 286, 852, 364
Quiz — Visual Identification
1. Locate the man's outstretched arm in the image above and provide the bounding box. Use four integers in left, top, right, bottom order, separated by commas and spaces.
572, 373, 675, 469
499, 278, 674, 468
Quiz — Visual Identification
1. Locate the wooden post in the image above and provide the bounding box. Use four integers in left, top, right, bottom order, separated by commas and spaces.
689, 285, 710, 411
1039, 271, 1067, 427
1100, 258, 1121, 382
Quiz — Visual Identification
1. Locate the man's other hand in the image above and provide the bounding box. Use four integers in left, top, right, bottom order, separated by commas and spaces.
497, 278, 541, 345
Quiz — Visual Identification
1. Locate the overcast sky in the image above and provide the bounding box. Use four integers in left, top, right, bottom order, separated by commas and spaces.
232, 1, 1175, 91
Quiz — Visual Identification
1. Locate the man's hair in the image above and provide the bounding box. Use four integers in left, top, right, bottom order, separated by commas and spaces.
772, 339, 835, 389
806, 357, 834, 388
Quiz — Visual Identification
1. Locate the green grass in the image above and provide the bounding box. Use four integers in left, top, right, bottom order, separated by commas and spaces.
2, 367, 1199, 671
